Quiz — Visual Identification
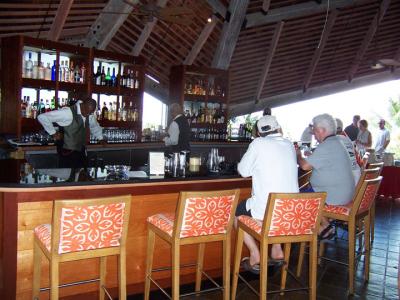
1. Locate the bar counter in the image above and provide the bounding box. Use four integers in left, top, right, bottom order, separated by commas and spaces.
0, 158, 251, 299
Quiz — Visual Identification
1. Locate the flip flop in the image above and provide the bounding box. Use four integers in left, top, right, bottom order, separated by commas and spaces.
241, 257, 260, 275
268, 258, 285, 267
318, 224, 336, 241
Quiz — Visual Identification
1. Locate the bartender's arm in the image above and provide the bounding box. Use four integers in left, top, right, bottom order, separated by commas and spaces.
37, 108, 73, 140
88, 114, 105, 144
164, 121, 179, 146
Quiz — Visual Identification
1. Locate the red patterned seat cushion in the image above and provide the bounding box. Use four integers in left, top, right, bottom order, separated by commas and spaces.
324, 203, 352, 216
34, 224, 51, 251
147, 213, 175, 236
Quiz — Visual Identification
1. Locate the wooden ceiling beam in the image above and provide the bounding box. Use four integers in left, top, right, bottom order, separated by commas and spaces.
303, 9, 338, 92
84, 0, 137, 49
183, 15, 217, 65
206, 0, 227, 18
246, 0, 372, 28
131, 0, 168, 56
211, 0, 249, 70
255, 21, 284, 103
347, 0, 391, 82
47, 0, 74, 41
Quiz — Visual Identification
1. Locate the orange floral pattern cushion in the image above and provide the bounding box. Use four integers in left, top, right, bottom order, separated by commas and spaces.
324, 204, 352, 216
180, 195, 235, 238
268, 198, 322, 236
57, 203, 126, 254
34, 224, 51, 251
147, 213, 175, 236
358, 183, 379, 214
238, 215, 262, 234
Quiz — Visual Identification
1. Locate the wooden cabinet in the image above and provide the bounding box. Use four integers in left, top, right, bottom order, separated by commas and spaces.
169, 65, 230, 142
0, 35, 145, 141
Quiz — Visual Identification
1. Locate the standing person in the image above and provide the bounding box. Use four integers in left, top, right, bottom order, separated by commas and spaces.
344, 115, 360, 141
375, 119, 390, 158
336, 118, 361, 184
355, 119, 372, 156
300, 124, 313, 147
163, 103, 190, 152
237, 115, 299, 273
297, 114, 354, 239
37, 98, 105, 168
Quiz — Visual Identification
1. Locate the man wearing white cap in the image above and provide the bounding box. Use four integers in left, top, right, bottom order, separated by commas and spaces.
236, 115, 299, 274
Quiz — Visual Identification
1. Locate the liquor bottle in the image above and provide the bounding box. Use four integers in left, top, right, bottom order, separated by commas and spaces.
119, 68, 125, 87
129, 70, 135, 89
111, 67, 117, 87
132, 105, 139, 122
25, 52, 33, 78
74, 63, 81, 83
59, 61, 64, 82
105, 67, 111, 86
38, 62, 45, 80
80, 63, 86, 83
109, 102, 116, 121
44, 63, 51, 80
21, 96, 27, 117
101, 102, 108, 120
45, 99, 51, 112
51, 60, 56, 81
39, 99, 45, 114
134, 70, 140, 89
50, 97, 56, 110
69, 61, 74, 82
63, 61, 69, 82
95, 64, 101, 85
101, 66, 106, 86
121, 103, 127, 121
31, 101, 38, 119
26, 97, 31, 118
32, 61, 39, 79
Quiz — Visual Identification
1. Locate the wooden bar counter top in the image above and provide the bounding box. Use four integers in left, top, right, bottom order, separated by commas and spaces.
0, 159, 251, 299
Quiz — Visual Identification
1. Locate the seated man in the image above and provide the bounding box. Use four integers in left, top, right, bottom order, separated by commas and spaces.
297, 114, 355, 239
237, 115, 299, 273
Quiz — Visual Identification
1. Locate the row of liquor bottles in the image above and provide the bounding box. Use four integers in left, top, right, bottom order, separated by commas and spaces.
23, 52, 85, 83
20, 96, 75, 119
93, 64, 140, 89
99, 101, 139, 122
190, 127, 229, 142
184, 101, 226, 125
184, 79, 226, 97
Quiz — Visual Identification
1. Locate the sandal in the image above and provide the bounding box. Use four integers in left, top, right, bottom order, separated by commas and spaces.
268, 258, 285, 267
241, 257, 260, 275
318, 224, 336, 240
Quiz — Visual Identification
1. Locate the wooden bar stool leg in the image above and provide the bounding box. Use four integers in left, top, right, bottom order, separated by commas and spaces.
222, 237, 231, 300
231, 228, 244, 300
32, 240, 41, 300
318, 241, 325, 265
309, 237, 318, 300
99, 256, 107, 300
371, 203, 375, 244
171, 241, 180, 300
280, 243, 291, 295
259, 240, 268, 300
357, 220, 363, 253
348, 220, 356, 295
195, 243, 205, 293
50, 258, 60, 300
118, 249, 127, 300
296, 242, 306, 277
364, 214, 371, 282
144, 229, 155, 300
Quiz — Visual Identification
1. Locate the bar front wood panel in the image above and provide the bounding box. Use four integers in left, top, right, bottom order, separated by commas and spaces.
1, 178, 251, 299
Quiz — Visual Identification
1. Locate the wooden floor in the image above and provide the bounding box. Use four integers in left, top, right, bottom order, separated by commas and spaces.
129, 197, 400, 300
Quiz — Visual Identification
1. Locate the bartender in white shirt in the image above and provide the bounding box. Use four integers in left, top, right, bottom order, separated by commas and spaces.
37, 98, 105, 168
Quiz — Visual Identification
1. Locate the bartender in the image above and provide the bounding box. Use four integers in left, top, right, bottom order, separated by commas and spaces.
163, 103, 190, 152
37, 97, 105, 168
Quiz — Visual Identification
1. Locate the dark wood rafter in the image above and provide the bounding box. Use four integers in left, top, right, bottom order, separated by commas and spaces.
85, 0, 137, 49
303, 9, 338, 92
212, 0, 249, 70
255, 21, 284, 103
206, 0, 227, 18
246, 0, 373, 28
347, 0, 391, 82
47, 0, 74, 41
183, 15, 217, 65
131, 0, 168, 56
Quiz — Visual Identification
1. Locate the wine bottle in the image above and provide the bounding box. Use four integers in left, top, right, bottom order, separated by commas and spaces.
111, 67, 117, 87
101, 66, 106, 86
95, 64, 101, 85
105, 67, 111, 86
51, 60, 56, 81
101, 102, 108, 120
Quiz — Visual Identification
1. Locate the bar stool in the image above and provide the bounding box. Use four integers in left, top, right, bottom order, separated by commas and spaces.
144, 189, 240, 300
32, 195, 131, 300
298, 176, 382, 295
366, 161, 384, 244
231, 192, 326, 300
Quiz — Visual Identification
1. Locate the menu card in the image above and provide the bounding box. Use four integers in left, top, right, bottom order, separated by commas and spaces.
149, 152, 165, 176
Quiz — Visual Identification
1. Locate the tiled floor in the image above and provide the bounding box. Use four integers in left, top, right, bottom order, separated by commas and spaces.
131, 197, 399, 300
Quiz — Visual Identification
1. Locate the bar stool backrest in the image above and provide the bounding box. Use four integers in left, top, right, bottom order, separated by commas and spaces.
50, 195, 131, 255
261, 192, 326, 237
173, 189, 240, 239
353, 177, 382, 216
367, 162, 384, 175
354, 167, 380, 197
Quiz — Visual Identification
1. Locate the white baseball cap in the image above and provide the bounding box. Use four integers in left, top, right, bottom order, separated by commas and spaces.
257, 115, 281, 133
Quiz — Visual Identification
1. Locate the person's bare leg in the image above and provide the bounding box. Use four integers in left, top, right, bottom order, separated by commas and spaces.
271, 244, 284, 260
235, 217, 260, 266
319, 216, 330, 233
